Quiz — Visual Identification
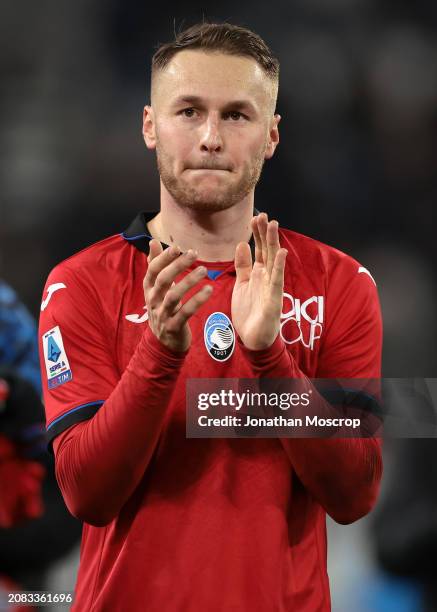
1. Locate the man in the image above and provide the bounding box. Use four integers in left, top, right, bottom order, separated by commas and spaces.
39, 22, 382, 611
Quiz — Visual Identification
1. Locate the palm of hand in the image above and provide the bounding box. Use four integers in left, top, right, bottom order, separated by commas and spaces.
232, 214, 287, 351
232, 262, 280, 350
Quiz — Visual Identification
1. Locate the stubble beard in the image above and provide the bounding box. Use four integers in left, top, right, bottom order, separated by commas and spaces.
156, 139, 267, 213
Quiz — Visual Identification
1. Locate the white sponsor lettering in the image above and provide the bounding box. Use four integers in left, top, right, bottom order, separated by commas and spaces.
280, 293, 324, 350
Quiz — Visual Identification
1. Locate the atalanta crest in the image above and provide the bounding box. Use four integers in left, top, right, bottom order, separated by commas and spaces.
204, 312, 235, 362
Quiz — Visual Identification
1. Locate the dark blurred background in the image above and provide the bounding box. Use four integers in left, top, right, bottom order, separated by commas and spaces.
1, 0, 436, 610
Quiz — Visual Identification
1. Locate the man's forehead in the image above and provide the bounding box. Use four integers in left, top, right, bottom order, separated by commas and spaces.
153, 50, 272, 104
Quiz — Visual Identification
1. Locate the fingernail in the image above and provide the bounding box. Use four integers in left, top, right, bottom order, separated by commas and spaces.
197, 266, 206, 275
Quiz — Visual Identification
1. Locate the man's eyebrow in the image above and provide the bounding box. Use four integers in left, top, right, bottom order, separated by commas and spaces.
222, 100, 257, 114
172, 95, 204, 107
171, 95, 257, 113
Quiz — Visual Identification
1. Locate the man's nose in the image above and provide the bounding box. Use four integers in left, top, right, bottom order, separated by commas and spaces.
199, 115, 223, 153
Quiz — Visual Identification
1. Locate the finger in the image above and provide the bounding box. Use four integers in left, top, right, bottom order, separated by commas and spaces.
251, 217, 263, 264
147, 239, 163, 264
160, 266, 207, 317
144, 243, 181, 291
270, 248, 287, 301
234, 242, 252, 283
257, 212, 269, 265
149, 249, 198, 306
169, 285, 213, 330
266, 220, 280, 277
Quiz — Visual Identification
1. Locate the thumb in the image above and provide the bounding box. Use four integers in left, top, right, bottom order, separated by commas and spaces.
234, 242, 252, 283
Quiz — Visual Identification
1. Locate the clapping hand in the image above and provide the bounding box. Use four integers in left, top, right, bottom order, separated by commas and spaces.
232, 213, 287, 350
144, 241, 212, 352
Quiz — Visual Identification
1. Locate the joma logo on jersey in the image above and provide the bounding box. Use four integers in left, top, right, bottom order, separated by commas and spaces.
280, 293, 324, 350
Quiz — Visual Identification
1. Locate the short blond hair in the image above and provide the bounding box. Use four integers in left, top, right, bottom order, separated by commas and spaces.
152, 22, 279, 86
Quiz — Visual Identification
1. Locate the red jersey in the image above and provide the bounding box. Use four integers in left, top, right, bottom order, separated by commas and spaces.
39, 211, 383, 611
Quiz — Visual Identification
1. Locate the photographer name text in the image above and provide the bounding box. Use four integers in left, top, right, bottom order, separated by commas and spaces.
197, 415, 361, 428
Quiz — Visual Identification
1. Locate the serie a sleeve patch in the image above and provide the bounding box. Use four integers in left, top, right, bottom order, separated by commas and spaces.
42, 326, 73, 390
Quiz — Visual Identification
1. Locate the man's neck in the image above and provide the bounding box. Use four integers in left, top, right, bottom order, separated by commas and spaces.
147, 190, 255, 262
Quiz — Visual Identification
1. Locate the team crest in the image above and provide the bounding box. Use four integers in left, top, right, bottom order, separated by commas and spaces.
42, 326, 72, 389
204, 312, 235, 362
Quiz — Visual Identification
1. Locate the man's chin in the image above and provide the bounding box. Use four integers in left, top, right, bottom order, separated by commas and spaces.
168, 183, 239, 212
177, 195, 236, 213
160, 168, 258, 212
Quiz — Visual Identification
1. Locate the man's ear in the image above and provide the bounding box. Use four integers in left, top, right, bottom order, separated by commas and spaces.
142, 105, 156, 150
264, 114, 281, 160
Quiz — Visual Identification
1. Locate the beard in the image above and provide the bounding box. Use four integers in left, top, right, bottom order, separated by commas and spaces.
155, 138, 266, 213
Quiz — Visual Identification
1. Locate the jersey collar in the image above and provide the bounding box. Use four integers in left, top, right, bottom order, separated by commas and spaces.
121, 211, 164, 253
122, 210, 259, 261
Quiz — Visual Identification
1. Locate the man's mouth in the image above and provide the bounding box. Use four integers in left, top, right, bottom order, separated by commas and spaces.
186, 164, 232, 172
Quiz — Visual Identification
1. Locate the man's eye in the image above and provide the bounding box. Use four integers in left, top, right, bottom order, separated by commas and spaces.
181, 108, 196, 118
225, 111, 245, 121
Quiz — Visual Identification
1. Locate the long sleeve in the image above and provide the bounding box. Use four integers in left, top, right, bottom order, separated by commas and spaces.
52, 326, 187, 526
239, 335, 382, 524
238, 252, 384, 525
